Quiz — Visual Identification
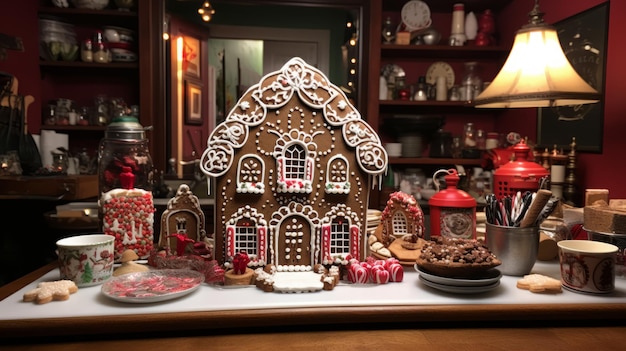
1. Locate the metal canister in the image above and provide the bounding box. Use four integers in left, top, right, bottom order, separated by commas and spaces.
428, 168, 476, 239
493, 139, 549, 199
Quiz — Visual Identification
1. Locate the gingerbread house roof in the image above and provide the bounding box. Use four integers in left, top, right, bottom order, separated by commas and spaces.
200, 57, 388, 185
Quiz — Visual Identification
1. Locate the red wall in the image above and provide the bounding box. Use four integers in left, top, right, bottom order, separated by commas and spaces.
498, 0, 626, 200
0, 0, 41, 133
2, 0, 625, 199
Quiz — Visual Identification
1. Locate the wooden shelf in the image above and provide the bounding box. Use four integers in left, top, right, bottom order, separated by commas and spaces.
378, 99, 504, 115
381, 44, 509, 60
38, 6, 137, 27
388, 157, 482, 166
381, 0, 513, 12
40, 61, 138, 71
41, 125, 106, 132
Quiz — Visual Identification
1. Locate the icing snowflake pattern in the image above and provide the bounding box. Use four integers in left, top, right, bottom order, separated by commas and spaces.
201, 57, 387, 179
228, 98, 266, 127
323, 92, 361, 126
257, 58, 335, 109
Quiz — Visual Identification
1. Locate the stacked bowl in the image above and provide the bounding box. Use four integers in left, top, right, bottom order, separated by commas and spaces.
103, 26, 137, 62
39, 18, 78, 61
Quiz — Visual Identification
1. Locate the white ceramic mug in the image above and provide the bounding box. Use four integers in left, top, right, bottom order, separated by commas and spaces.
56, 234, 115, 287
557, 240, 618, 294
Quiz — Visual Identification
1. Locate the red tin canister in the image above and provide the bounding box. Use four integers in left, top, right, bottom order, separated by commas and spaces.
428, 168, 476, 239
493, 139, 549, 199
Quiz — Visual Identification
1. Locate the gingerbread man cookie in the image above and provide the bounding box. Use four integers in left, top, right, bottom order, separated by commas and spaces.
23, 280, 79, 304
516, 274, 562, 294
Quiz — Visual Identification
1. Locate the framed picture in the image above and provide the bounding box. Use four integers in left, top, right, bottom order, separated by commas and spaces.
182, 35, 201, 78
185, 79, 203, 125
536, 3, 609, 153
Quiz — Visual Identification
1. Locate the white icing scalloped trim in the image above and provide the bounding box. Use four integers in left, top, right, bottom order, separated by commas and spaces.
236, 182, 265, 194
324, 182, 350, 194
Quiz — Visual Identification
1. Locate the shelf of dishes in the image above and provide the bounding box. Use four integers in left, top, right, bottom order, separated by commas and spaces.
38, 6, 137, 23
387, 157, 482, 166
39, 6, 138, 63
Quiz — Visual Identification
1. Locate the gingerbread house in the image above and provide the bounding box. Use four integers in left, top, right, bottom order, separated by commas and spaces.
368, 191, 426, 264
379, 191, 426, 246
158, 184, 207, 254
200, 57, 388, 268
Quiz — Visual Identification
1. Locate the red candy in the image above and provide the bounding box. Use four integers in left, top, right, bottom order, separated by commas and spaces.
374, 268, 390, 284
387, 263, 404, 282
345, 257, 404, 285
102, 191, 155, 261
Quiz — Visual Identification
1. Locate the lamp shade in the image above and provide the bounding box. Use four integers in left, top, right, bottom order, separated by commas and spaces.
474, 3, 601, 108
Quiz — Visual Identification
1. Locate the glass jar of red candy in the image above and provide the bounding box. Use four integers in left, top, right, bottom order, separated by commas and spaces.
98, 116, 155, 262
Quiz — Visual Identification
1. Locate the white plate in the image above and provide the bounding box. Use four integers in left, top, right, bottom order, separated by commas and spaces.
419, 275, 500, 294
415, 264, 501, 287
425, 61, 455, 89
101, 269, 204, 303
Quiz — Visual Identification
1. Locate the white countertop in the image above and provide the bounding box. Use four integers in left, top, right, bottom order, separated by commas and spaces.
2, 261, 626, 322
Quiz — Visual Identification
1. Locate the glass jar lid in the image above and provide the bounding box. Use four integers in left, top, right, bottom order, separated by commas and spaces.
104, 116, 146, 141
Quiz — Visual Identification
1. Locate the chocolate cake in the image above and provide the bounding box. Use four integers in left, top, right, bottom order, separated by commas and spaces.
416, 237, 501, 278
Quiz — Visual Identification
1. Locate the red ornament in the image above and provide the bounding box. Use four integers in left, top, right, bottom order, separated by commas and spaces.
475, 32, 491, 47
478, 9, 496, 34
119, 166, 135, 189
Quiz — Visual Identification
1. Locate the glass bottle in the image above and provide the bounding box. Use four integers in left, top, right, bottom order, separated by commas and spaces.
43, 104, 56, 125
98, 116, 154, 261
94, 94, 111, 126
449, 85, 461, 101
77, 106, 91, 126
382, 16, 395, 44
55, 98, 72, 125
449, 3, 467, 46
463, 122, 477, 149
395, 76, 410, 100
413, 76, 429, 101
476, 129, 486, 150
451, 136, 462, 158
93, 31, 108, 63
460, 62, 482, 101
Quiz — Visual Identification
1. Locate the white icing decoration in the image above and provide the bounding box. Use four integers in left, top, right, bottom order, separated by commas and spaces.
325, 154, 351, 194
236, 154, 265, 194
200, 57, 389, 277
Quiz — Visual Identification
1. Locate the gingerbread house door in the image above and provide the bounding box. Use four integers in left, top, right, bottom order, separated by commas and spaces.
277, 215, 312, 266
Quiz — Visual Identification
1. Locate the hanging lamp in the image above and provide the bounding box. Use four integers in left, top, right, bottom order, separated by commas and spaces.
198, 1, 215, 22
474, 0, 601, 108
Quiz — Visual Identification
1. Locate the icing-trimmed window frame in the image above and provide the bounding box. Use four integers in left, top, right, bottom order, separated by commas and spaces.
226, 206, 268, 266
325, 155, 350, 194
276, 142, 314, 193
236, 155, 265, 194
329, 216, 351, 255
392, 210, 408, 236
321, 205, 361, 264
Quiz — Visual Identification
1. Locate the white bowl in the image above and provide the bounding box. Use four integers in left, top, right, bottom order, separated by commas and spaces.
557, 240, 618, 294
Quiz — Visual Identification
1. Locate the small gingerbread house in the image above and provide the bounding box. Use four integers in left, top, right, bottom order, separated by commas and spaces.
380, 191, 426, 246
200, 57, 388, 268
158, 184, 207, 254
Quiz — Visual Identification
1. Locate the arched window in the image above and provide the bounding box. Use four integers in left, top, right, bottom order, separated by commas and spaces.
276, 142, 314, 193
330, 216, 351, 255
392, 211, 408, 236
325, 155, 350, 194
284, 144, 306, 180
234, 218, 257, 256
236, 155, 265, 193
